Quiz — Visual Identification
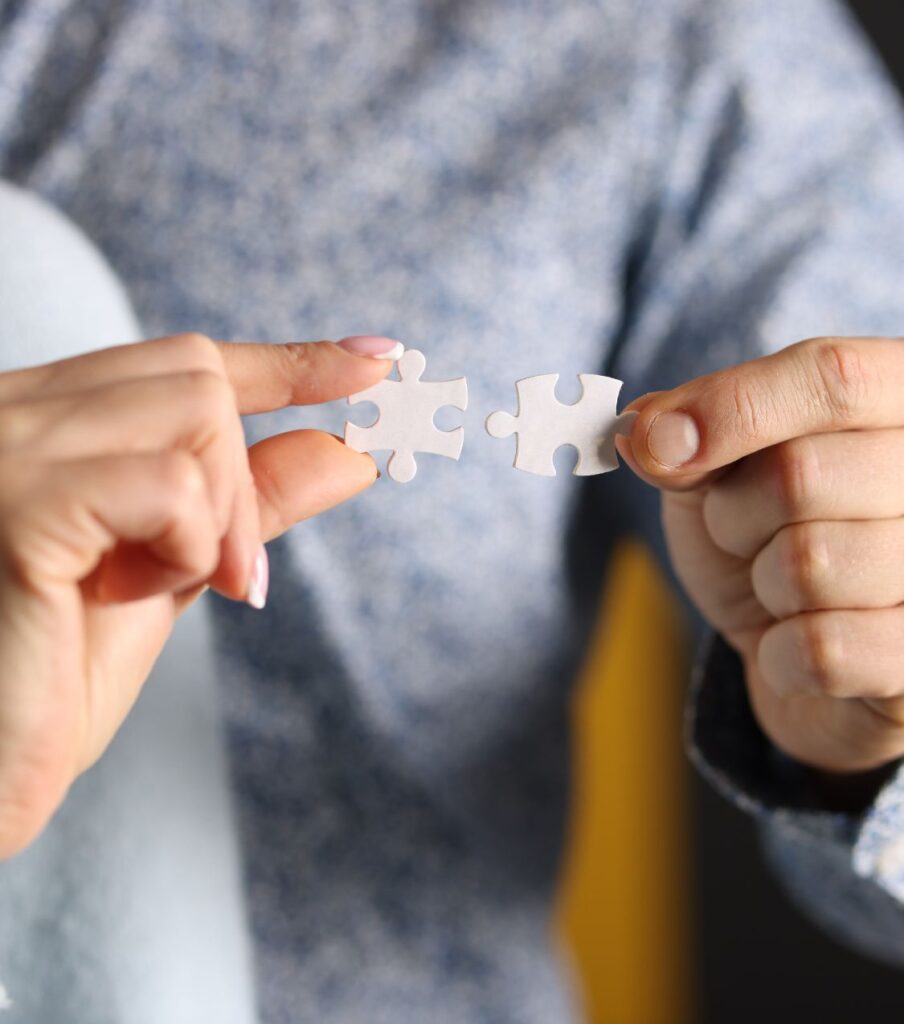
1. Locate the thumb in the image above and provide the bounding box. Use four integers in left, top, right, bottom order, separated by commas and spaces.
619, 336, 903, 492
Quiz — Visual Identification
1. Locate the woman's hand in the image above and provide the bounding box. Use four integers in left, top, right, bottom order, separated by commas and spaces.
618, 337, 904, 776
0, 331, 398, 857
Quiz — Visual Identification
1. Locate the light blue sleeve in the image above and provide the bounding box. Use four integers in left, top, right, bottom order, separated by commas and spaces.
0, 180, 258, 1024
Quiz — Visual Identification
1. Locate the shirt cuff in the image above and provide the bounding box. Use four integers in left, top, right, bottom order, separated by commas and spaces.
687, 632, 904, 901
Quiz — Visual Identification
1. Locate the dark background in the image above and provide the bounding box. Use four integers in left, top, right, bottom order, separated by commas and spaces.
695, 5, 904, 1021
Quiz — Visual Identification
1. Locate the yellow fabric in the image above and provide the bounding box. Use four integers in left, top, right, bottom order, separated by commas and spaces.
556, 541, 692, 1024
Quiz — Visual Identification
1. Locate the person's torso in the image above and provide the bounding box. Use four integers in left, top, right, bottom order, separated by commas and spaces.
0, 3, 668, 1018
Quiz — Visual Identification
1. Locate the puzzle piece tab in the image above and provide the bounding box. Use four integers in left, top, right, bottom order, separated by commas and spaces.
345, 349, 468, 482
486, 373, 635, 477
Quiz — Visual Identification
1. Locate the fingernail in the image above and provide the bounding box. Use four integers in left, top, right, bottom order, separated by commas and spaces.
647, 411, 700, 469
337, 335, 405, 360
246, 545, 269, 610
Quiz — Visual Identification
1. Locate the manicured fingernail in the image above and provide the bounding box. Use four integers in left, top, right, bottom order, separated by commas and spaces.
246, 545, 269, 610
647, 412, 700, 469
337, 335, 405, 360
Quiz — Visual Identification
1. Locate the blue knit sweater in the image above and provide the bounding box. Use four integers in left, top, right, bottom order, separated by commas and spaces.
2, 1, 904, 1020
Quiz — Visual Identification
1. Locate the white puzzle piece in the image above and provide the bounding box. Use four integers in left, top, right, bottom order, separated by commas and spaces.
345, 349, 468, 482
486, 373, 637, 476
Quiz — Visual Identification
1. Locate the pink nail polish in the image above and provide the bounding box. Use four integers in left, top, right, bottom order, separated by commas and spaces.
247, 545, 269, 610
336, 335, 405, 360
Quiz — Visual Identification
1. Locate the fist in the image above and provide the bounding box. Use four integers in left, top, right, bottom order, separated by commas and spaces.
619, 337, 904, 774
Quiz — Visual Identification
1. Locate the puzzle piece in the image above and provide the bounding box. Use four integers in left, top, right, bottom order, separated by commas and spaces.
486, 373, 636, 476
345, 349, 468, 482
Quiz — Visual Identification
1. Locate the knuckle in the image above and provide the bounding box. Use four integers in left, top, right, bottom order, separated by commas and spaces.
279, 342, 328, 403
184, 369, 235, 423
174, 332, 222, 370
782, 522, 829, 607
280, 341, 316, 372
158, 454, 219, 574
726, 376, 776, 447
160, 450, 207, 502
797, 614, 844, 695
808, 338, 877, 426
772, 436, 821, 518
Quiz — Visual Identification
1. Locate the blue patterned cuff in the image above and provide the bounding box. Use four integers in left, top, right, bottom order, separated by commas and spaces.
687, 632, 904, 902
853, 769, 904, 903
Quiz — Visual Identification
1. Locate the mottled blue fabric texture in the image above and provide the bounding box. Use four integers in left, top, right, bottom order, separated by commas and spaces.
2, 0, 904, 1019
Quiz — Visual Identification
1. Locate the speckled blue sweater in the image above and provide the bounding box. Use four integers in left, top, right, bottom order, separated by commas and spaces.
2, 0, 904, 1020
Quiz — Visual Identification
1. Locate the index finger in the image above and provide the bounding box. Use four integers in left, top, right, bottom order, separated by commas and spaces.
0, 332, 402, 413
624, 337, 904, 490
218, 336, 402, 414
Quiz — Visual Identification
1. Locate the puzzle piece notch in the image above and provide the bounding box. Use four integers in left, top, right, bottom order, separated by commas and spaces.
486, 373, 632, 477
345, 349, 468, 483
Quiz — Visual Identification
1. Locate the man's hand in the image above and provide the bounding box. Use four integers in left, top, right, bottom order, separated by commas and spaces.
617, 337, 904, 775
